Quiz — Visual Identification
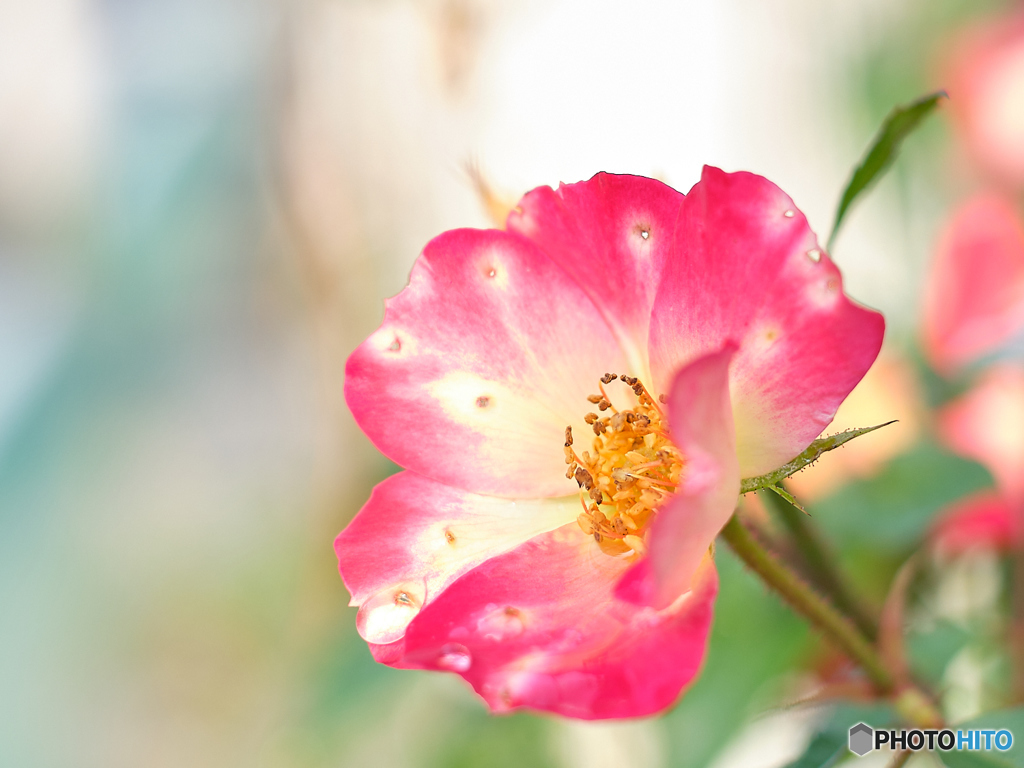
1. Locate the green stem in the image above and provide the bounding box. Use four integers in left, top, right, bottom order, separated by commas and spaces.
719, 513, 943, 728
720, 513, 891, 688
762, 486, 879, 641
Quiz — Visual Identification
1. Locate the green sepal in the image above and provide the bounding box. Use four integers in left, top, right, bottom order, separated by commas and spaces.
764, 483, 807, 514
740, 422, 897, 495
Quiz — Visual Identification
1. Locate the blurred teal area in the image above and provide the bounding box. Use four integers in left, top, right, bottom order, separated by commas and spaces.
1, 0, 1020, 766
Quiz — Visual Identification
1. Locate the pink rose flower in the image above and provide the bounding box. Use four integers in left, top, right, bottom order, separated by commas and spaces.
337, 167, 884, 719
921, 195, 1024, 374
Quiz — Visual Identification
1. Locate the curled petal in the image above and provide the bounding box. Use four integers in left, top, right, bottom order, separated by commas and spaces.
336, 471, 578, 644
938, 365, 1024, 504
616, 345, 740, 609
507, 173, 685, 379
386, 524, 718, 720
931, 490, 1019, 554
648, 166, 884, 477
921, 195, 1024, 374
345, 228, 629, 498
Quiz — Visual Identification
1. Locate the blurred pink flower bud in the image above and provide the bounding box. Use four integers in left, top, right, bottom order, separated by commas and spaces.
931, 490, 1019, 553
946, 11, 1024, 188
939, 364, 1024, 504
921, 195, 1024, 374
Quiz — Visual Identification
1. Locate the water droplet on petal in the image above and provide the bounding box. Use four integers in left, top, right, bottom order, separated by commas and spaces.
487, 268, 496, 278
640, 229, 649, 240
437, 643, 472, 672
356, 582, 426, 644
806, 248, 822, 263
783, 209, 795, 218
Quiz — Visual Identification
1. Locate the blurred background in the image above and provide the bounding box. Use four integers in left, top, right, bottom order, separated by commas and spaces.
2, 0, 1023, 766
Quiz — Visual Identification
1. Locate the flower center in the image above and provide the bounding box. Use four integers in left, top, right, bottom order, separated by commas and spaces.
563, 373, 683, 556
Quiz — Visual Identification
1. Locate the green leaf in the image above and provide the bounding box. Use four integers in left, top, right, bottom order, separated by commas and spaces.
829, 91, 946, 248
785, 703, 895, 768
941, 752, 1016, 768
906, 620, 971, 684
783, 731, 848, 768
813, 442, 992, 551
947, 708, 1024, 768
765, 483, 807, 514
740, 422, 896, 495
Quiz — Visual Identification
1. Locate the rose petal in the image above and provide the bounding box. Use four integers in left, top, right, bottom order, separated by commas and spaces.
931, 490, 1019, 554
648, 166, 884, 476
615, 345, 740, 609
386, 524, 718, 720
507, 173, 685, 379
336, 471, 579, 644
345, 227, 630, 497
921, 195, 1024, 374
938, 364, 1024, 504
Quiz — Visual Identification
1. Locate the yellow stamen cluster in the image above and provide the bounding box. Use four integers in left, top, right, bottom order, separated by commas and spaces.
563, 373, 683, 556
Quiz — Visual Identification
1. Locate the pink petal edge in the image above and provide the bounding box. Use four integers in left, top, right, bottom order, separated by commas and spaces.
383, 525, 718, 719
336, 471, 578, 645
